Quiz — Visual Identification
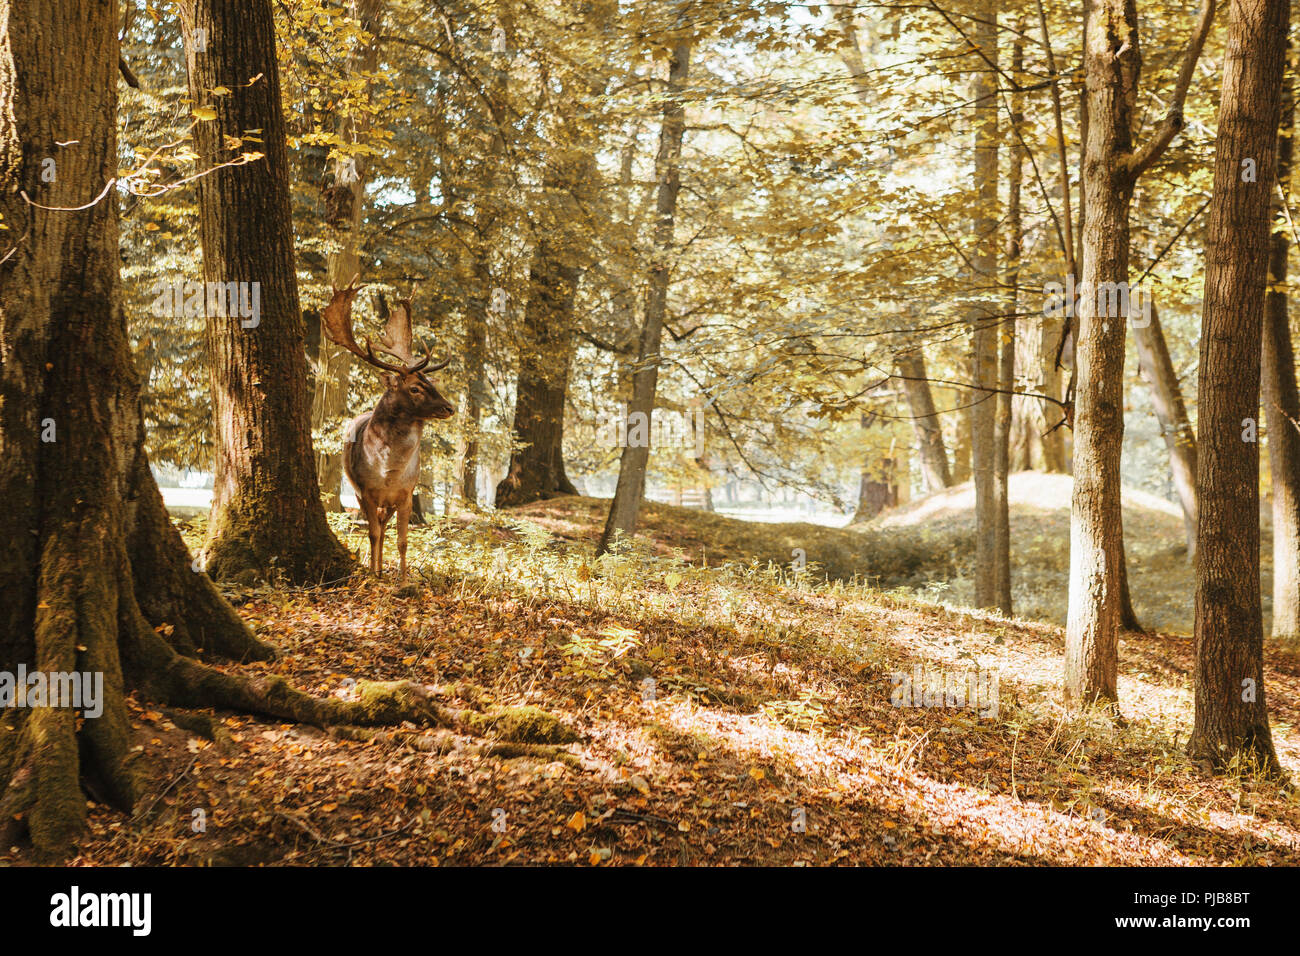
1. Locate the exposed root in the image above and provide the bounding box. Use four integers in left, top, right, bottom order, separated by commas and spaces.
329, 725, 582, 768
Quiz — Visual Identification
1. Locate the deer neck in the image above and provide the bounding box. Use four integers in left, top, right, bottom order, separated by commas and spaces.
369, 391, 425, 449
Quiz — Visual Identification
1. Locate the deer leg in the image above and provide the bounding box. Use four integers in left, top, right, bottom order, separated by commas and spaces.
376, 506, 393, 578
361, 499, 382, 576
396, 494, 413, 582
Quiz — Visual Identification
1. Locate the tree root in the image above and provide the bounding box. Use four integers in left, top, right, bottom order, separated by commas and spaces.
328, 725, 582, 768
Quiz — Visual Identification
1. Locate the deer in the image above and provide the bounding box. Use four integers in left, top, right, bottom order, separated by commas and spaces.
320, 279, 455, 581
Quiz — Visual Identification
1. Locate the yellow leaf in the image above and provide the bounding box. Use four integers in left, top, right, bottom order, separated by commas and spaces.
749, 767, 766, 781
566, 810, 586, 832
193, 106, 218, 121
211, 86, 231, 96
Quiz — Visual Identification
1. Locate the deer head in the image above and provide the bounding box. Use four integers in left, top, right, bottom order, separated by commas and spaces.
321, 278, 455, 421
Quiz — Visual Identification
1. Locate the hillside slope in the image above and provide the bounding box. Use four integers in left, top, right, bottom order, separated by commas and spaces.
864, 471, 1275, 636
22, 501, 1297, 866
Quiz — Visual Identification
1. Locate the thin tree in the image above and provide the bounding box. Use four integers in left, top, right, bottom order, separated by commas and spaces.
1189, 0, 1288, 772
1064, 0, 1214, 705
598, 40, 692, 555
969, 0, 1000, 610
313, 0, 385, 512
1132, 301, 1198, 557
993, 22, 1026, 615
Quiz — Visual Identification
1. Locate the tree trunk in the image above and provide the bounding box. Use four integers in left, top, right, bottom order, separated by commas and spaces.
460, 308, 486, 508
179, 0, 351, 583
897, 351, 953, 492
1039, 310, 1069, 473
1064, 0, 1142, 706
1263, 42, 1300, 642
1133, 301, 1199, 557
598, 41, 691, 555
993, 26, 1024, 616
495, 242, 582, 507
1188, 0, 1287, 773
969, 0, 1000, 609
952, 400, 973, 482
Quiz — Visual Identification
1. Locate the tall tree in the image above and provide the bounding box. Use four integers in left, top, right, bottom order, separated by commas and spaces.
1064, 0, 1213, 705
598, 40, 692, 555
0, 0, 265, 857
179, 0, 351, 583
969, 0, 1000, 609
1189, 0, 1287, 772
495, 234, 582, 506
1263, 39, 1300, 642
993, 23, 1026, 616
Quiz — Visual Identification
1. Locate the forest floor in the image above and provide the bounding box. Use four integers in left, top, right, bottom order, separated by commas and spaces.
8, 490, 1300, 866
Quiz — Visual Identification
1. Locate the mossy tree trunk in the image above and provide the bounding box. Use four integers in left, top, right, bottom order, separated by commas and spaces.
178, 0, 352, 584
0, 0, 272, 857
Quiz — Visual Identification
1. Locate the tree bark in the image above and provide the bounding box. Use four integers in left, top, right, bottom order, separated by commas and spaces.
994, 25, 1024, 615
495, 240, 582, 507
897, 351, 953, 492
1263, 41, 1300, 642
1189, 0, 1287, 773
1065, 0, 1142, 706
969, 0, 1000, 609
1133, 301, 1199, 557
597, 41, 691, 555
179, 0, 351, 583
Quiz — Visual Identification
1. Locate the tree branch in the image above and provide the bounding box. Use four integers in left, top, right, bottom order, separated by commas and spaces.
1127, 0, 1216, 179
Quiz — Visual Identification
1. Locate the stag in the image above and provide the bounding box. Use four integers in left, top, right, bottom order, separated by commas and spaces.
321, 280, 455, 580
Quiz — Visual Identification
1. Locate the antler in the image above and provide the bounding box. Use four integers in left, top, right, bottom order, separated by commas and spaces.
375, 298, 417, 366
369, 290, 450, 374
325, 280, 451, 374
320, 276, 407, 374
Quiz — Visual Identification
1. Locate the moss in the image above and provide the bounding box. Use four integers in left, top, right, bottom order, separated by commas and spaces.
205, 496, 352, 586
352, 680, 436, 725
468, 705, 578, 744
